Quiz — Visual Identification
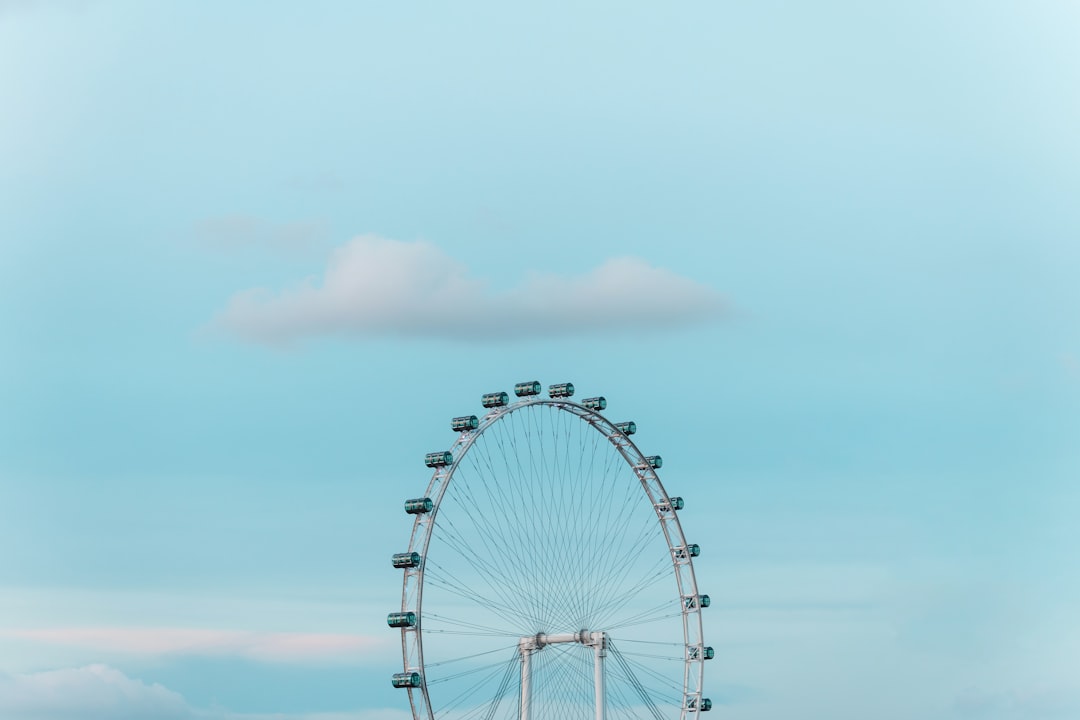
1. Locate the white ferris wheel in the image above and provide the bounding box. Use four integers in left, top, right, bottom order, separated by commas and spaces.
389, 381, 713, 719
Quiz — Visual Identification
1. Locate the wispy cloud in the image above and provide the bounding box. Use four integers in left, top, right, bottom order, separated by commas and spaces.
196, 215, 329, 255
953, 686, 1080, 718
6, 627, 385, 664
212, 235, 725, 345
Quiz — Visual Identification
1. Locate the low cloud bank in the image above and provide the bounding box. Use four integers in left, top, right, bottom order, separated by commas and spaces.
213, 236, 725, 345
7, 627, 383, 664
0, 665, 189, 720
0, 665, 411, 720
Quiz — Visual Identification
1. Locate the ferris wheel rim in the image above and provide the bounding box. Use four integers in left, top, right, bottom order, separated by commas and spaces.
398, 395, 706, 720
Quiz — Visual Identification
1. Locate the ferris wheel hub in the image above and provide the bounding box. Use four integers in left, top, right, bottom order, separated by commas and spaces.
519, 629, 607, 651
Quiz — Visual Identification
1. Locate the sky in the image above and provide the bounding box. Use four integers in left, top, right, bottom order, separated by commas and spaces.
1, 1, 1078, 718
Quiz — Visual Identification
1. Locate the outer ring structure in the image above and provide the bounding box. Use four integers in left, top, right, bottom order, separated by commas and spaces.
397, 395, 706, 719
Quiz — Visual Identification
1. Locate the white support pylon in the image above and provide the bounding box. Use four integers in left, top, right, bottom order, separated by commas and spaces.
519, 631, 607, 720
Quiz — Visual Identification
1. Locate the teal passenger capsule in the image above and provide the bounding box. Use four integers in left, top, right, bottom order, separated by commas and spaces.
582, 396, 607, 411
451, 415, 479, 432
548, 382, 574, 398
684, 594, 710, 609
425, 451, 452, 467
646, 455, 662, 469
700, 698, 713, 711
689, 645, 715, 660
615, 421, 636, 435
404, 497, 433, 514
387, 612, 417, 628
481, 391, 509, 408
687, 543, 701, 557
391, 672, 422, 688
514, 381, 541, 397
670, 496, 685, 510
392, 552, 421, 568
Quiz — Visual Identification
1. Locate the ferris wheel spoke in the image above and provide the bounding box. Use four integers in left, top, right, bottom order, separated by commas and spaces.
618, 651, 687, 701
420, 612, 518, 638
607, 643, 674, 719
423, 562, 532, 630
431, 656, 518, 719
591, 560, 673, 629
604, 598, 679, 631
431, 506, 547, 628
436, 489, 541, 627
475, 654, 517, 720
462, 443, 538, 590
484, 414, 549, 626
464, 428, 545, 603
423, 642, 521, 669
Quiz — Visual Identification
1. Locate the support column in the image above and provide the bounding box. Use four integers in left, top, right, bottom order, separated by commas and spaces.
518, 630, 606, 720
519, 637, 534, 720
592, 632, 607, 720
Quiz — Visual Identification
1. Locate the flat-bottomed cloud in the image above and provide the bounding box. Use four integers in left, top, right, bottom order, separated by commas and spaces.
212, 236, 724, 345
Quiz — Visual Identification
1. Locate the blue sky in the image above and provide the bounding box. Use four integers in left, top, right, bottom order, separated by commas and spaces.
1, 1, 1078, 719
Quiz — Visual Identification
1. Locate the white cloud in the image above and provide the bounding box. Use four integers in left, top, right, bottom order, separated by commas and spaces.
212, 235, 724, 345
0, 664, 412, 720
0, 665, 191, 720
5, 627, 385, 664
196, 215, 329, 255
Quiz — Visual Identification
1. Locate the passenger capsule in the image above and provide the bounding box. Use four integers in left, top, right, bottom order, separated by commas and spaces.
646, 455, 662, 469
481, 391, 509, 408
687, 543, 701, 557
700, 698, 713, 711
670, 496, 685, 510
425, 451, 453, 468
387, 611, 417, 628
392, 552, 421, 568
404, 497, 433, 514
685, 593, 710, 609
582, 396, 607, 411
514, 381, 541, 397
451, 415, 479, 432
689, 645, 715, 660
615, 421, 636, 435
548, 382, 574, 398
391, 672, 422, 688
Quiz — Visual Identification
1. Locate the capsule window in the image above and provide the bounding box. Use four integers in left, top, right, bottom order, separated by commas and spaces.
481, 391, 509, 408
404, 498, 433, 514
548, 382, 574, 398
684, 594, 710, 610
391, 552, 421, 568
514, 381, 541, 397
391, 672, 422, 688
425, 451, 453, 467
451, 415, 479, 432
687, 697, 713, 712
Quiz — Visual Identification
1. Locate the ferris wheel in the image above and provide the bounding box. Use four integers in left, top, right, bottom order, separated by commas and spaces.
389, 381, 712, 720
